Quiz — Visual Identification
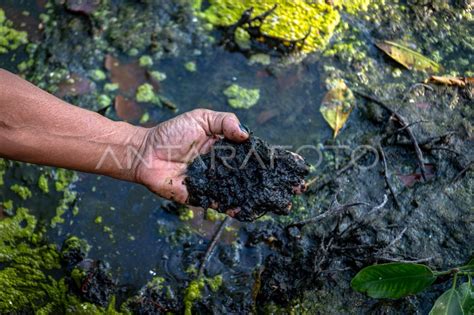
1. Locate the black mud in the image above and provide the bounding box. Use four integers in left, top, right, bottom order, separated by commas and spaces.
61, 237, 116, 307
185, 136, 309, 221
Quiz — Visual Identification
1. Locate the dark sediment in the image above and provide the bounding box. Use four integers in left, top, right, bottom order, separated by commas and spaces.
185, 136, 309, 221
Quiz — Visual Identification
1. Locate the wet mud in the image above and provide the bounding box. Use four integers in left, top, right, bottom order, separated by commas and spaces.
185, 136, 309, 221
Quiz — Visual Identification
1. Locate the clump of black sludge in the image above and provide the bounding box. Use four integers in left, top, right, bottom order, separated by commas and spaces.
185, 136, 309, 221
61, 237, 116, 307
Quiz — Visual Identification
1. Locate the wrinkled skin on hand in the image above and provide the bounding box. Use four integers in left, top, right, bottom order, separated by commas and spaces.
134, 109, 249, 204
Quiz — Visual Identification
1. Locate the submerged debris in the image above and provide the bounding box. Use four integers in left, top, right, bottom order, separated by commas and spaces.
185, 136, 309, 221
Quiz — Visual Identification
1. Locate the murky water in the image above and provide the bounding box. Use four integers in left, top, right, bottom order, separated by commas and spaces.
0, 0, 329, 294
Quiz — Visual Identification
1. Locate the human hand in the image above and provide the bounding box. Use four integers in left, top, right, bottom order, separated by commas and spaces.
133, 109, 249, 203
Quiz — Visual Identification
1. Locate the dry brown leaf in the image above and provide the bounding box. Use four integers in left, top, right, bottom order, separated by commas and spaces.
425, 76, 474, 87
376, 41, 442, 73
320, 79, 355, 138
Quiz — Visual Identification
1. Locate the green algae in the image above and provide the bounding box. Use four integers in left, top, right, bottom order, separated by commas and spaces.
149, 70, 167, 81
139, 55, 153, 67
0, 8, 28, 54
206, 208, 227, 221
183, 275, 224, 314
197, 0, 372, 54
0, 159, 6, 186
97, 94, 112, 108
249, 53, 271, 65
10, 184, 32, 200
179, 207, 194, 221
136, 83, 161, 105
184, 61, 197, 72
104, 83, 119, 92
51, 169, 78, 228
0, 207, 66, 313
206, 274, 223, 292
139, 112, 150, 124
95, 216, 103, 224
89, 69, 107, 81
223, 84, 260, 109
184, 279, 205, 315
38, 174, 50, 194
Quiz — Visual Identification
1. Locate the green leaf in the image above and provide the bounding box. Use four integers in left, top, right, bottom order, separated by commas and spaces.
351, 263, 437, 299
459, 282, 474, 314
375, 41, 442, 73
429, 288, 463, 315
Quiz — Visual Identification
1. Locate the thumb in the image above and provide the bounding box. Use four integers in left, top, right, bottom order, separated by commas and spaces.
205, 110, 249, 142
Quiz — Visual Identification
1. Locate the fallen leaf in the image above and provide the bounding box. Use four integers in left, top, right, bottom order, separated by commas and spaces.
320, 79, 355, 138
115, 95, 143, 122
105, 55, 158, 96
257, 109, 279, 124
66, 0, 101, 15
415, 102, 431, 110
397, 164, 436, 187
425, 76, 474, 87
376, 41, 442, 73
56, 73, 93, 98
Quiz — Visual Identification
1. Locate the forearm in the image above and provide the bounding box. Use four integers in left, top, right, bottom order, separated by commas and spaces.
0, 69, 148, 182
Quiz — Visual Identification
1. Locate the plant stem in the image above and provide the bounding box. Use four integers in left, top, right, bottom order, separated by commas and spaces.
452, 273, 458, 289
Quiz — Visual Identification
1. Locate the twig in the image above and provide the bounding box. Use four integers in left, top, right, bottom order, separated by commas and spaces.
395, 120, 429, 134
338, 194, 388, 237
450, 161, 473, 185
428, 146, 463, 156
378, 256, 434, 264
287, 201, 368, 229
306, 151, 369, 189
378, 144, 402, 210
375, 227, 408, 258
198, 217, 232, 278
354, 91, 427, 180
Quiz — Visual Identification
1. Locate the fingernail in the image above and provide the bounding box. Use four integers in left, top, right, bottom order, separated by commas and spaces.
239, 123, 250, 134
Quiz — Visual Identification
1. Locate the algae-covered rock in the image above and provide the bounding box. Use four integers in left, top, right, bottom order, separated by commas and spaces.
197, 0, 372, 54
224, 84, 260, 109
0, 9, 28, 54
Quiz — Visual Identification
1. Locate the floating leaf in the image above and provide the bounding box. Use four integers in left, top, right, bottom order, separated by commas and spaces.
425, 76, 474, 87
114, 95, 143, 122
429, 288, 463, 315
351, 263, 436, 299
105, 55, 158, 96
376, 41, 442, 73
66, 0, 100, 15
320, 79, 355, 138
459, 282, 474, 314
56, 73, 92, 98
